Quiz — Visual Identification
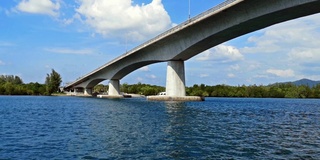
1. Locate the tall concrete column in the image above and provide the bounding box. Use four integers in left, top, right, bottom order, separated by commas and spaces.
166, 60, 186, 96
109, 79, 120, 95
71, 88, 77, 96
84, 88, 92, 95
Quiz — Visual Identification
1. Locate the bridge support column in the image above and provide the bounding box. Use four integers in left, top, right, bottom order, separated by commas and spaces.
147, 60, 203, 101
73, 88, 82, 96
69, 89, 77, 96
108, 79, 121, 96
84, 88, 92, 96
166, 60, 186, 96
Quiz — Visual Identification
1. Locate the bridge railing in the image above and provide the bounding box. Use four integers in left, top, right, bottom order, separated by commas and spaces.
71, 0, 239, 86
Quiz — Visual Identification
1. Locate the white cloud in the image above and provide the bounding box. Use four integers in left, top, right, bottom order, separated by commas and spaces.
61, 13, 82, 25
242, 14, 320, 55
253, 74, 269, 79
136, 77, 143, 82
146, 74, 156, 79
196, 44, 244, 63
235, 13, 320, 83
228, 73, 235, 78
229, 64, 240, 71
16, 0, 60, 17
139, 66, 150, 72
266, 69, 295, 78
247, 62, 261, 71
288, 48, 320, 64
200, 74, 209, 78
76, 0, 171, 41
0, 60, 5, 65
45, 48, 94, 55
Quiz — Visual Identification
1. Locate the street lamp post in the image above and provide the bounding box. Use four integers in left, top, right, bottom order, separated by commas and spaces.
188, 0, 191, 19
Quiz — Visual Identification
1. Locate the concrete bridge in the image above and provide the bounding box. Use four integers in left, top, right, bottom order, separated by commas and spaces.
65, 0, 320, 99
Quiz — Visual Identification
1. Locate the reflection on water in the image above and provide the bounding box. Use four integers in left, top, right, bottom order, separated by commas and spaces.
164, 102, 224, 159
0, 96, 319, 159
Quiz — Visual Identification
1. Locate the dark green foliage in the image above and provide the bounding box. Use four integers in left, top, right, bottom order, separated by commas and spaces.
2, 72, 320, 99
24, 82, 47, 95
120, 82, 165, 96
94, 82, 165, 96
45, 69, 62, 95
94, 84, 108, 93
92, 81, 320, 98
94, 82, 320, 98
0, 75, 23, 85
0, 75, 47, 95
187, 83, 320, 98
0, 70, 61, 96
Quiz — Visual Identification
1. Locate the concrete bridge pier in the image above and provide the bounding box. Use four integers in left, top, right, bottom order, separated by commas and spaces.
147, 60, 204, 101
166, 61, 186, 96
84, 88, 92, 96
106, 79, 124, 98
109, 79, 120, 95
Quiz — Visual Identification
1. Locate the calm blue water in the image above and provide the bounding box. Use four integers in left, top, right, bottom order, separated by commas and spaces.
0, 96, 319, 159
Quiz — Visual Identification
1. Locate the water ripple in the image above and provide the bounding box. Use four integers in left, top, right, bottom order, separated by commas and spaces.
0, 97, 319, 159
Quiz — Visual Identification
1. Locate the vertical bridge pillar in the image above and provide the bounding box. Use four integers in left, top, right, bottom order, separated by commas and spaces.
147, 60, 203, 101
108, 79, 121, 96
166, 60, 186, 96
84, 88, 92, 96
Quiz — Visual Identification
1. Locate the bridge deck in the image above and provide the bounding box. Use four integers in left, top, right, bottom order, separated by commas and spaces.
65, 0, 240, 88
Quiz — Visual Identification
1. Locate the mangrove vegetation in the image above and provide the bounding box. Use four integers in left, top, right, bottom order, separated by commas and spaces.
0, 69, 62, 95
93, 82, 320, 98
2, 73, 320, 98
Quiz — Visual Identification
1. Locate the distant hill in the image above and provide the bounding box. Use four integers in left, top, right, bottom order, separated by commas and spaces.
273, 78, 320, 88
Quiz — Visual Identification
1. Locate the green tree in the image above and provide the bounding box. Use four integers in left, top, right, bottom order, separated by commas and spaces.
24, 82, 46, 95
121, 83, 129, 93
311, 84, 320, 98
13, 76, 23, 85
140, 86, 155, 96
45, 69, 62, 95
269, 86, 285, 98
0, 75, 23, 85
3, 82, 14, 95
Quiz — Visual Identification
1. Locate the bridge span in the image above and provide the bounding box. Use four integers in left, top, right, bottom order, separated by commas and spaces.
65, 0, 320, 99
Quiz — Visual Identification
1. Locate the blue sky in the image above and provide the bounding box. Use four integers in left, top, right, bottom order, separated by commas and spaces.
1, 0, 320, 87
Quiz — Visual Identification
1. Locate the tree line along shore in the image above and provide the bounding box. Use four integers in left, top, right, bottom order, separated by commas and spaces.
95, 82, 320, 98
0, 69, 61, 96
2, 72, 320, 98
186, 83, 320, 98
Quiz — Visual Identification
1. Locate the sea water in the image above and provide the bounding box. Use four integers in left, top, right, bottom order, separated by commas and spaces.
1, 96, 319, 159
